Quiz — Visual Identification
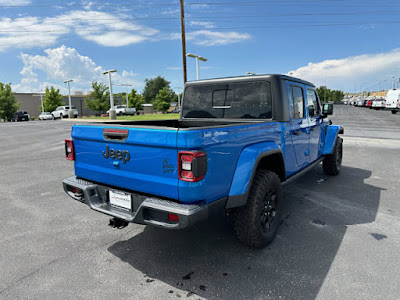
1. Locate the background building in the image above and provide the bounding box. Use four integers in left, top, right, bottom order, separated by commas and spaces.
13, 93, 98, 118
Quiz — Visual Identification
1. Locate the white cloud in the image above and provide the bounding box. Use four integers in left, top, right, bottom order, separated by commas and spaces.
189, 21, 215, 29
0, 0, 31, 5
288, 49, 400, 91
187, 30, 252, 46
13, 45, 141, 93
0, 10, 159, 51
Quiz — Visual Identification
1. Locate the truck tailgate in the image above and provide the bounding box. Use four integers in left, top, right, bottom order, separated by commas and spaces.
71, 125, 178, 199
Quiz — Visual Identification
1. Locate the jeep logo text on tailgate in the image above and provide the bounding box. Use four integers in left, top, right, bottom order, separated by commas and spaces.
102, 145, 130, 163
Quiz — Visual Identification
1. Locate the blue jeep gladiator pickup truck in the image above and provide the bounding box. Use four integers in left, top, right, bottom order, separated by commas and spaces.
63, 74, 343, 248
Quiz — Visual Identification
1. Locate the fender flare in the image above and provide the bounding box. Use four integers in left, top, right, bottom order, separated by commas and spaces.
323, 125, 344, 155
226, 142, 285, 209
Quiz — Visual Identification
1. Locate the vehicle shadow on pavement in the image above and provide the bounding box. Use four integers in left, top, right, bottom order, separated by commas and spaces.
108, 165, 382, 300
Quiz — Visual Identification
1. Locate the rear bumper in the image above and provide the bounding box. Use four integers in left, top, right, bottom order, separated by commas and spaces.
63, 176, 220, 229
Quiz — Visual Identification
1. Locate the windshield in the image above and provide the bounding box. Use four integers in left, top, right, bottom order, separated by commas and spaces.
182, 81, 272, 119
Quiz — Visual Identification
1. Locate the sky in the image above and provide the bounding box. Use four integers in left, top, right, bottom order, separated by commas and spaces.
1, 0, 400, 95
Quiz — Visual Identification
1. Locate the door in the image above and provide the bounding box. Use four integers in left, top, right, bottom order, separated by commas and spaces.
289, 84, 311, 170
306, 88, 322, 162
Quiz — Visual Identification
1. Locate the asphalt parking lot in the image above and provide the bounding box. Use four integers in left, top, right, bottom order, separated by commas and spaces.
1, 105, 400, 300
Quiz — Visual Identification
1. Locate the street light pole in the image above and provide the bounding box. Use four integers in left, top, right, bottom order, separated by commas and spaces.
175, 87, 182, 108
186, 53, 207, 80
113, 84, 132, 107
33, 92, 45, 113
63, 79, 74, 118
103, 70, 117, 120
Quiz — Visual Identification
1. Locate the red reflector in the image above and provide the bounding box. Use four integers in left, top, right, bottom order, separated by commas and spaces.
72, 187, 79, 193
168, 213, 179, 222
181, 170, 194, 179
65, 139, 74, 161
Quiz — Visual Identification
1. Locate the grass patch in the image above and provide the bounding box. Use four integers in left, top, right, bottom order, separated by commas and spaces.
81, 114, 180, 121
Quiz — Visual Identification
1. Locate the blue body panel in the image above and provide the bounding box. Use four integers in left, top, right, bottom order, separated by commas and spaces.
228, 142, 282, 197
72, 125, 179, 199
323, 125, 343, 155
177, 122, 282, 203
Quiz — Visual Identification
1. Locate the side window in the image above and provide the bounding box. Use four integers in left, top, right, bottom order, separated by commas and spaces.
307, 89, 320, 117
290, 86, 304, 119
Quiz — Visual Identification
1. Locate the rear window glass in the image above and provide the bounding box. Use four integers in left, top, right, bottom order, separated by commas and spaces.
182, 81, 272, 119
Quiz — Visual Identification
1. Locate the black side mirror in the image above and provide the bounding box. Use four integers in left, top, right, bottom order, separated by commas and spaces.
322, 103, 333, 117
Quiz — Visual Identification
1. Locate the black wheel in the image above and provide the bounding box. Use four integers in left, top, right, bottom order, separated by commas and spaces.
391, 110, 397, 114
323, 137, 343, 176
231, 170, 283, 248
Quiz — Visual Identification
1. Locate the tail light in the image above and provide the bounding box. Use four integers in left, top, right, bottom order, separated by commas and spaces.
65, 139, 74, 161
178, 151, 207, 182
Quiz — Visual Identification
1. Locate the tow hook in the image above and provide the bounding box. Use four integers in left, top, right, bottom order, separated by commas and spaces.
109, 218, 129, 229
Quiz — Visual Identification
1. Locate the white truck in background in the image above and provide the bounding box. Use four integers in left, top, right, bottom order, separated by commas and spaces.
107, 105, 137, 116
385, 90, 400, 114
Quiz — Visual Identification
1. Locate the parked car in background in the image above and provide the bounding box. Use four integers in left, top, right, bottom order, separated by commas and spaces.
38, 112, 53, 120
106, 105, 137, 116
372, 98, 386, 110
170, 107, 181, 114
124, 107, 137, 115
51, 106, 78, 119
366, 96, 375, 109
385, 89, 400, 114
357, 99, 366, 107
11, 111, 30, 121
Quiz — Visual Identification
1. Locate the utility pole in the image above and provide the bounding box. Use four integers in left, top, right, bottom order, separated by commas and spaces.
180, 0, 187, 83
392, 75, 396, 90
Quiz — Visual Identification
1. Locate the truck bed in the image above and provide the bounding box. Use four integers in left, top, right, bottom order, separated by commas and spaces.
87, 118, 270, 129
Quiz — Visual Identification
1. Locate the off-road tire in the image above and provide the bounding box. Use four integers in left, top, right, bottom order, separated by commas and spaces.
323, 137, 343, 176
231, 170, 283, 249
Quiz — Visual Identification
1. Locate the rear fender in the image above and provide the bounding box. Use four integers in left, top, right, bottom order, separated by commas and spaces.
226, 142, 284, 209
323, 125, 344, 155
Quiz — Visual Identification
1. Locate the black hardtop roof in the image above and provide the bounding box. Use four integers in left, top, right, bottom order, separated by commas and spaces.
185, 74, 315, 88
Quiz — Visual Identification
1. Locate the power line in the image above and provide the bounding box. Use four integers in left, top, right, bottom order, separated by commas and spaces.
1, 20, 400, 41
2, 10, 400, 32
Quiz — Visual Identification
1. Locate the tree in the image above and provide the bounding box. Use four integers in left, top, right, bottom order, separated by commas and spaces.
43, 86, 64, 112
142, 76, 172, 103
316, 86, 329, 103
128, 89, 144, 111
84, 82, 110, 115
0, 82, 19, 121
153, 87, 173, 113
316, 86, 344, 103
